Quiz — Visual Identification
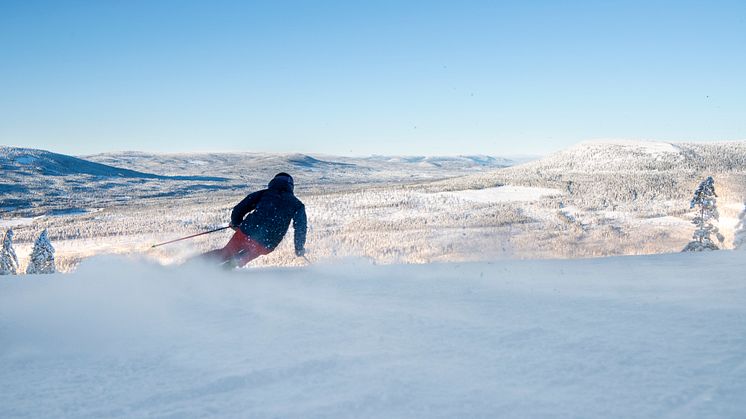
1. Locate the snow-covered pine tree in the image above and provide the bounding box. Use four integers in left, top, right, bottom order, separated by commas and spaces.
26, 229, 56, 274
1, 229, 19, 275
683, 176, 725, 252
734, 202, 746, 250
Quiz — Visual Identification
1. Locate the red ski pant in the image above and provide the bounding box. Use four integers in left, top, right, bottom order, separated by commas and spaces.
203, 229, 271, 267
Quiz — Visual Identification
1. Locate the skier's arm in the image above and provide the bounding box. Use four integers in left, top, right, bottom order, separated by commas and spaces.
231, 191, 264, 227
293, 203, 307, 256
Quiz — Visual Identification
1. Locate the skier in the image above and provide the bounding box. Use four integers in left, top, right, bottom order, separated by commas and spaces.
203, 172, 307, 267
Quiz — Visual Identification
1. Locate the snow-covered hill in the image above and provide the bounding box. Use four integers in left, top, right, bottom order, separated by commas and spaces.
0, 146, 228, 215
0, 146, 164, 178
429, 140, 746, 213
84, 151, 515, 182
2, 252, 744, 418
433, 140, 746, 187
1, 147, 514, 217
514, 140, 746, 173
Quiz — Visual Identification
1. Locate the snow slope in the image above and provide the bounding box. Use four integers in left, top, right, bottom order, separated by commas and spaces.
1, 252, 745, 418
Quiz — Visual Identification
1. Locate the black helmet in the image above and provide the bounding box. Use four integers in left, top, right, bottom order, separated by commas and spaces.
268, 172, 294, 192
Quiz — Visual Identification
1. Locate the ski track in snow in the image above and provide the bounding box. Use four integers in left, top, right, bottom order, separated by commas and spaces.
1, 252, 745, 418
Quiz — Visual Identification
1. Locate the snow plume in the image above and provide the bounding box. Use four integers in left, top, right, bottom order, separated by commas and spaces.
2, 253, 746, 418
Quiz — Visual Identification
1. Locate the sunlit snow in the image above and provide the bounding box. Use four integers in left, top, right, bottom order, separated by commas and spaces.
1, 253, 745, 418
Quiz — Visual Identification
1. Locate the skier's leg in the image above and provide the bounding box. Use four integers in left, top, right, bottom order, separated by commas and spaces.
202, 230, 249, 263
222, 230, 249, 259
234, 238, 271, 267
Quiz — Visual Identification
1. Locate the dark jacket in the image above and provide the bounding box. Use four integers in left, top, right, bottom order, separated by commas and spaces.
231, 176, 307, 252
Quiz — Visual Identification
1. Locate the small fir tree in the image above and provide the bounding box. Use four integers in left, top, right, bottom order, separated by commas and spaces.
683, 176, 724, 252
734, 203, 746, 250
26, 229, 56, 274
1, 229, 19, 275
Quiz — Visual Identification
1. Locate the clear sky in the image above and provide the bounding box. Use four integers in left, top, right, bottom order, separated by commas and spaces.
1, 0, 744, 156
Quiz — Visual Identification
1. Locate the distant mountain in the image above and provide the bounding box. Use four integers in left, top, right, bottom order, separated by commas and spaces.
85, 152, 361, 176
362, 155, 516, 168
83, 151, 515, 182
0, 146, 226, 216
285, 154, 356, 168
2, 147, 515, 217
0, 146, 164, 178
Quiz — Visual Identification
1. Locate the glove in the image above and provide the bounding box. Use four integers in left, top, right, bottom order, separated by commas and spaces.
229, 222, 240, 231
295, 248, 306, 257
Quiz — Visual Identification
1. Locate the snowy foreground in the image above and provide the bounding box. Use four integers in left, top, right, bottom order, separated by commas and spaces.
2, 252, 745, 418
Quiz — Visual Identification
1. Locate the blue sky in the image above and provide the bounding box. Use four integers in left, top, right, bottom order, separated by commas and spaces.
1, 0, 744, 156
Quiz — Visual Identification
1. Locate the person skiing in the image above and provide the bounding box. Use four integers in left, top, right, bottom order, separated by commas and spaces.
203, 172, 307, 267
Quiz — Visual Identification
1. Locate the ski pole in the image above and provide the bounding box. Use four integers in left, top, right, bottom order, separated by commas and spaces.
151, 226, 231, 248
